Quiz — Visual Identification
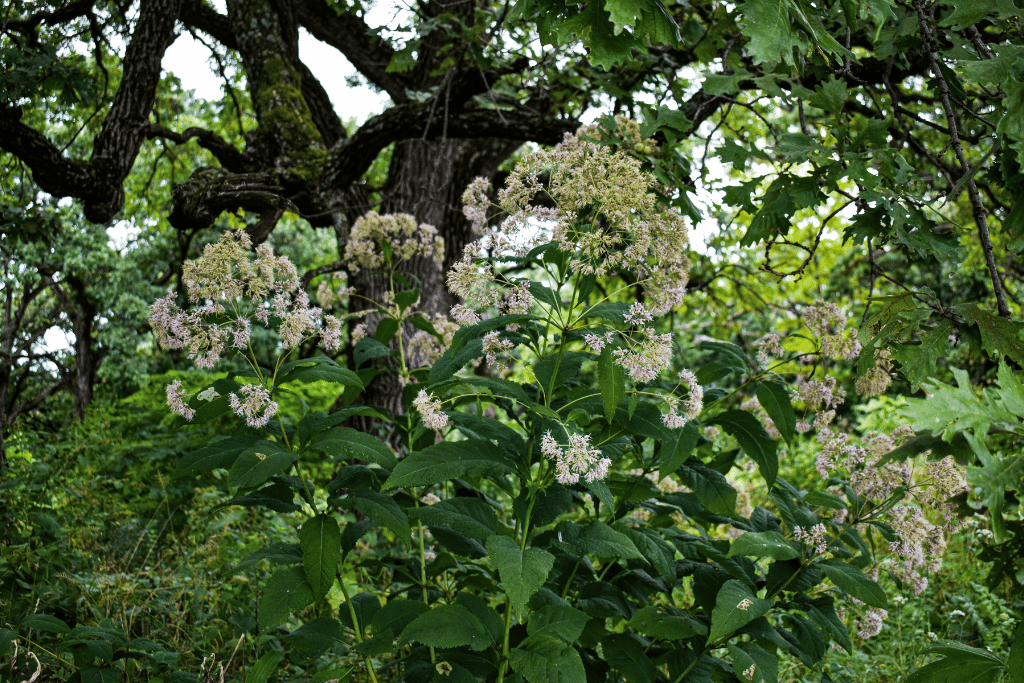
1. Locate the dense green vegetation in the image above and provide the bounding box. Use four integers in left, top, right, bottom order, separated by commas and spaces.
3, 0, 1024, 682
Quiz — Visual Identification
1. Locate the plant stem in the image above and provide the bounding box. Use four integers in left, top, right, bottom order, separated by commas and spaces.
338, 575, 381, 683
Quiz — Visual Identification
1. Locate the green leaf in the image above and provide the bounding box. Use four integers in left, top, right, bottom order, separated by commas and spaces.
728, 642, 776, 683
628, 606, 707, 640
383, 440, 518, 489
281, 617, 346, 652
369, 599, 429, 637
952, 304, 1024, 366
259, 567, 314, 631
245, 651, 284, 683
708, 410, 778, 488
353, 337, 394, 369
599, 344, 626, 422
738, 0, 792, 65
602, 633, 658, 683
802, 491, 848, 511
20, 614, 70, 634
399, 604, 490, 651
819, 559, 888, 608
535, 351, 589, 398
308, 427, 397, 470
509, 634, 587, 683
1008, 620, 1024, 683
528, 604, 590, 642
175, 435, 262, 478
227, 442, 296, 489
299, 514, 341, 602
278, 356, 364, 390
808, 76, 848, 115
906, 641, 1008, 683
296, 407, 387, 443
410, 498, 498, 540
675, 458, 737, 516
337, 488, 410, 542
554, 521, 643, 559
487, 535, 555, 614
727, 531, 799, 561
708, 580, 772, 643
756, 382, 796, 444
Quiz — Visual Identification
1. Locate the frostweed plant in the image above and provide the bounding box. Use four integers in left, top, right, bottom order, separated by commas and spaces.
153, 120, 967, 683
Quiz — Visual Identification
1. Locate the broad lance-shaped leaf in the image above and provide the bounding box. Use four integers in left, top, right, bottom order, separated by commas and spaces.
259, 567, 314, 631
628, 606, 707, 640
308, 427, 397, 470
487, 535, 555, 615
409, 498, 497, 540
245, 651, 284, 683
299, 514, 341, 602
599, 344, 626, 422
756, 381, 795, 444
228, 442, 297, 489
509, 634, 587, 683
727, 531, 799, 561
399, 604, 490, 651
708, 580, 772, 643
383, 439, 518, 489
602, 633, 658, 683
175, 435, 262, 478
818, 560, 888, 609
708, 409, 778, 488
336, 488, 410, 542
527, 604, 590, 642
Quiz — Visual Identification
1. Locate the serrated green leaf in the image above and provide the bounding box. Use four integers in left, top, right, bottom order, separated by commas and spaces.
676, 459, 737, 516
708, 410, 778, 488
399, 604, 490, 651
20, 614, 70, 634
227, 443, 296, 489
599, 344, 626, 422
738, 0, 792, 65
756, 381, 796, 444
952, 304, 1024, 366
554, 521, 643, 559
369, 599, 429, 637
410, 498, 497, 540
175, 435, 262, 478
708, 580, 772, 642
728, 531, 799, 560
509, 634, 587, 683
296, 407, 388, 443
819, 559, 888, 608
337, 488, 410, 542
308, 427, 397, 470
245, 651, 284, 683
281, 617, 346, 652
528, 604, 589, 642
1008, 620, 1024, 683
259, 566, 314, 631
628, 606, 706, 640
487, 535, 555, 614
278, 357, 364, 389
383, 440, 518, 489
299, 514, 341, 602
602, 633, 658, 683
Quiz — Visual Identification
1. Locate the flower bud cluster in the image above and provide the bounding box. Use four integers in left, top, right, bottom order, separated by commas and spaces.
803, 302, 860, 361
414, 390, 449, 431
663, 370, 703, 429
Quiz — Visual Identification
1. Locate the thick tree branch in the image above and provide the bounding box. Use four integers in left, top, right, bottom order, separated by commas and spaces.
325, 103, 578, 190
295, 0, 409, 102
143, 123, 250, 172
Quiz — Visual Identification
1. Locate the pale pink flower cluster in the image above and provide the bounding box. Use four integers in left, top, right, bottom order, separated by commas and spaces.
229, 383, 279, 428
663, 370, 703, 428
754, 332, 783, 367
406, 315, 459, 368
540, 431, 611, 485
482, 331, 514, 365
624, 302, 653, 326
343, 213, 444, 275
584, 331, 615, 353
167, 380, 196, 421
793, 523, 829, 555
455, 119, 690, 327
149, 230, 340, 370
612, 328, 673, 383
855, 607, 888, 639
414, 390, 449, 430
803, 302, 860, 360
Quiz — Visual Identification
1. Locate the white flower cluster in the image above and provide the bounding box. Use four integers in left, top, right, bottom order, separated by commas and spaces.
793, 523, 829, 555
540, 431, 611, 485
414, 390, 449, 431
344, 212, 444, 275
663, 370, 703, 428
